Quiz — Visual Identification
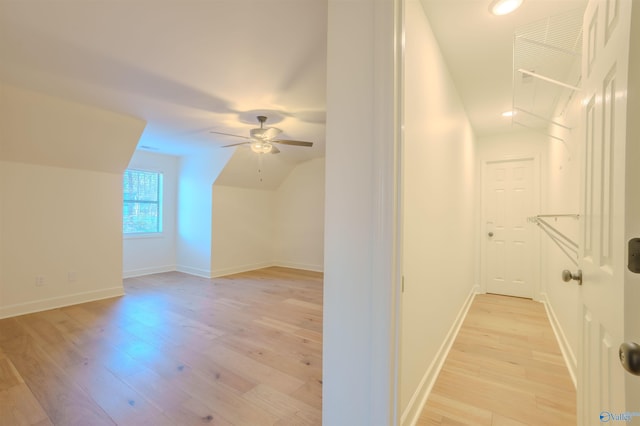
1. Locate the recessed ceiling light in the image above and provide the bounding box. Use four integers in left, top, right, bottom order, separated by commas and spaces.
502, 110, 517, 117
489, 0, 524, 16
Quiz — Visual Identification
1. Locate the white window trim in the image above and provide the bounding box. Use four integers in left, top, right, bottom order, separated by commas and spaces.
123, 168, 164, 235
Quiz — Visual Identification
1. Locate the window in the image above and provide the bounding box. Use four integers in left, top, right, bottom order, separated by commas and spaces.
123, 169, 162, 234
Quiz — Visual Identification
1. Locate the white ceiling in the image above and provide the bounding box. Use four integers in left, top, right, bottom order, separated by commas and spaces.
0, 0, 328, 161
420, 0, 586, 137
0, 0, 586, 165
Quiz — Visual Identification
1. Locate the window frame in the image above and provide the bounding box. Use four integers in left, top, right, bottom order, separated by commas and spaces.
122, 168, 164, 237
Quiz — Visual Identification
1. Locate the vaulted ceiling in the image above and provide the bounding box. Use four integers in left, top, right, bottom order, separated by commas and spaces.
1, 0, 587, 168
0, 0, 328, 162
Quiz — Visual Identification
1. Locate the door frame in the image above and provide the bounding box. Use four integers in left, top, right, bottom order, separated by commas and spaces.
479, 148, 542, 300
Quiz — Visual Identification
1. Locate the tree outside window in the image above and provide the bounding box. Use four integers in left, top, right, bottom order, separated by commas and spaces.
123, 169, 162, 234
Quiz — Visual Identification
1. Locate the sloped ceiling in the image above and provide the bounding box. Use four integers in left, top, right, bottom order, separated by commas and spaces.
0, 0, 327, 167
420, 0, 587, 137
215, 147, 297, 191
0, 84, 145, 173
0, 0, 589, 176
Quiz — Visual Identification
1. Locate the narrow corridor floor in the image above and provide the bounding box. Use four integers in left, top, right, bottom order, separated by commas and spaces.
417, 293, 576, 426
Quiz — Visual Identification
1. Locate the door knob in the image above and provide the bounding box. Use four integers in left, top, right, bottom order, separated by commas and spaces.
619, 342, 640, 375
561, 269, 582, 285
488, 232, 494, 237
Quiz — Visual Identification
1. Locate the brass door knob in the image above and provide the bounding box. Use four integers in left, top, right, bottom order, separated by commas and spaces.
561, 269, 582, 285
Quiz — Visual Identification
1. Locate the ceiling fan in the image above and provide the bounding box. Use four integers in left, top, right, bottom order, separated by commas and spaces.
211, 116, 313, 154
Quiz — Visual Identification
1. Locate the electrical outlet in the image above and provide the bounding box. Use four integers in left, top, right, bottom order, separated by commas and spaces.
68, 271, 77, 283
35, 276, 45, 287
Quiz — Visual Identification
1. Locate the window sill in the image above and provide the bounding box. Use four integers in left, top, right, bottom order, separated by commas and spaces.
123, 233, 165, 240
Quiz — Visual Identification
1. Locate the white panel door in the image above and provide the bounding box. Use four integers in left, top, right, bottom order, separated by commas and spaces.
578, 1, 639, 424
483, 158, 537, 299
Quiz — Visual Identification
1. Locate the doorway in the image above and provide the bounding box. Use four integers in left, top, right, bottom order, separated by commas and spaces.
481, 155, 540, 299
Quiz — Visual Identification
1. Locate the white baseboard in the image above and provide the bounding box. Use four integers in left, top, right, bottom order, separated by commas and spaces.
539, 292, 577, 388
175, 265, 212, 278
0, 286, 125, 320
401, 285, 479, 426
210, 261, 275, 278
130, 262, 323, 279
273, 261, 324, 273
123, 264, 176, 279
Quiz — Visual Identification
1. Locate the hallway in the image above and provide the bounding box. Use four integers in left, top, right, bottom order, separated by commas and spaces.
417, 294, 576, 425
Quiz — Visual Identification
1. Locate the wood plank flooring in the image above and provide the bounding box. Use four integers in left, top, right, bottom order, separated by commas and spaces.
416, 293, 577, 426
0, 267, 323, 426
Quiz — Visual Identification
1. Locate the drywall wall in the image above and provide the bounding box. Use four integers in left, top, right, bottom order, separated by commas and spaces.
400, 1, 477, 422
176, 149, 233, 277
324, 0, 398, 423
274, 158, 325, 272
210, 185, 275, 276
123, 150, 179, 278
124, 149, 323, 279
0, 162, 125, 318
0, 85, 143, 318
542, 68, 583, 383
476, 131, 546, 164
211, 158, 325, 276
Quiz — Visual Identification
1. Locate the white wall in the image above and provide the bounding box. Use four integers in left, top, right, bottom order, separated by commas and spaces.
211, 185, 275, 276
122, 149, 323, 279
0, 162, 126, 318
0, 85, 143, 319
176, 150, 232, 277
123, 150, 179, 278
274, 158, 325, 272
324, 0, 398, 423
400, 1, 477, 422
210, 158, 325, 276
541, 75, 583, 385
477, 131, 546, 163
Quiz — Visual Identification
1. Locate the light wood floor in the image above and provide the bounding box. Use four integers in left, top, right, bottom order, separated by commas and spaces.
417, 293, 577, 426
0, 267, 323, 426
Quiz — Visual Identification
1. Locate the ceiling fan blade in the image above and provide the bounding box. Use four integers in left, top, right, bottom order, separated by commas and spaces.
221, 141, 250, 148
210, 131, 250, 140
270, 145, 281, 154
272, 139, 313, 147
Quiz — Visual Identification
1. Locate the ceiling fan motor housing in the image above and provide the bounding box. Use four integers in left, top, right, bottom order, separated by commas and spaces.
212, 115, 312, 152
250, 128, 268, 139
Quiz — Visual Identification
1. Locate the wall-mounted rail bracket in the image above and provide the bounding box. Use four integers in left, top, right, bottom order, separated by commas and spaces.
528, 214, 580, 267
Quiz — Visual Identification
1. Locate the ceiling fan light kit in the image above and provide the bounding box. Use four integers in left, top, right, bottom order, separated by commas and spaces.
211, 115, 313, 155
250, 141, 273, 154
